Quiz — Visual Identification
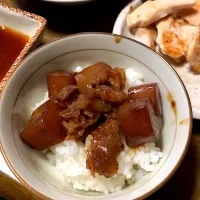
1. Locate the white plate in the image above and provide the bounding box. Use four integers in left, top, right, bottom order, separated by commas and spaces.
41, 0, 95, 5
113, 0, 200, 119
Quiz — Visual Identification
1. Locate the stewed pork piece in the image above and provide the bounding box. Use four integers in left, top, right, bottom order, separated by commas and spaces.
56, 85, 79, 107
118, 99, 160, 148
75, 62, 126, 101
87, 98, 112, 113
75, 62, 112, 95
86, 119, 122, 178
108, 67, 126, 90
60, 93, 100, 140
94, 85, 127, 104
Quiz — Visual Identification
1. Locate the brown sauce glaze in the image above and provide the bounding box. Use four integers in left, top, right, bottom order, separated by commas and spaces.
167, 92, 177, 117
114, 35, 122, 43
179, 119, 189, 125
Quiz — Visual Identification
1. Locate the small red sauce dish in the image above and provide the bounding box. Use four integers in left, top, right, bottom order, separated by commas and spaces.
0, 3, 46, 97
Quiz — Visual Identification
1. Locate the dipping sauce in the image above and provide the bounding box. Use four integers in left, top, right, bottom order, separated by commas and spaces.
0, 25, 30, 81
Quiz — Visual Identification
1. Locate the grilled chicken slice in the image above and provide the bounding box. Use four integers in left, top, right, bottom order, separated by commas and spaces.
132, 26, 157, 50
186, 28, 200, 72
156, 16, 198, 63
127, 0, 196, 28
179, 3, 200, 26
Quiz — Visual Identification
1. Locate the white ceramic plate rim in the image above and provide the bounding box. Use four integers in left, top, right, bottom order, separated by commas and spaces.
112, 0, 200, 119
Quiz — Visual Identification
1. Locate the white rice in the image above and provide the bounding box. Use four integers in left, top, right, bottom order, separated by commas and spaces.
31, 92, 49, 113
30, 67, 163, 194
44, 140, 163, 194
124, 68, 144, 92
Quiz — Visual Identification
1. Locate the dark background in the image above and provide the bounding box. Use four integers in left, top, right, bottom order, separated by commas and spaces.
22, 0, 132, 34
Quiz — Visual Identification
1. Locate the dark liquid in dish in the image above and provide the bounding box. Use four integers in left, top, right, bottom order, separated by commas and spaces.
0, 25, 30, 81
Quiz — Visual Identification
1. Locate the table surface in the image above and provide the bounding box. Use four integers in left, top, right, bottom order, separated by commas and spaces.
0, 0, 200, 200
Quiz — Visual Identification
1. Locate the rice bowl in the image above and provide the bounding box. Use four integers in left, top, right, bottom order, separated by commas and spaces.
0, 33, 192, 200
17, 66, 164, 194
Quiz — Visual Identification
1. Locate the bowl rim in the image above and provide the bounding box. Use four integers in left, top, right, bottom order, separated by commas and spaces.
0, 3, 47, 99
41, 0, 95, 4
0, 32, 193, 200
112, 0, 200, 120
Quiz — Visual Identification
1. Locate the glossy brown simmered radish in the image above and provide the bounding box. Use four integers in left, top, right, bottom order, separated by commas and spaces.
128, 83, 162, 116
118, 99, 159, 148
20, 99, 67, 150
47, 71, 77, 98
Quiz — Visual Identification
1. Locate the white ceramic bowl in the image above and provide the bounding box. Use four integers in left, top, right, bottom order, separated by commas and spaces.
113, 0, 200, 119
0, 3, 46, 97
0, 33, 192, 200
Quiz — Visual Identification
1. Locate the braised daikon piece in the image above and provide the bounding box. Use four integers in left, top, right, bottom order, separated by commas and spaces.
20, 100, 66, 150
119, 99, 160, 148
128, 83, 162, 116
86, 119, 122, 178
47, 71, 76, 98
